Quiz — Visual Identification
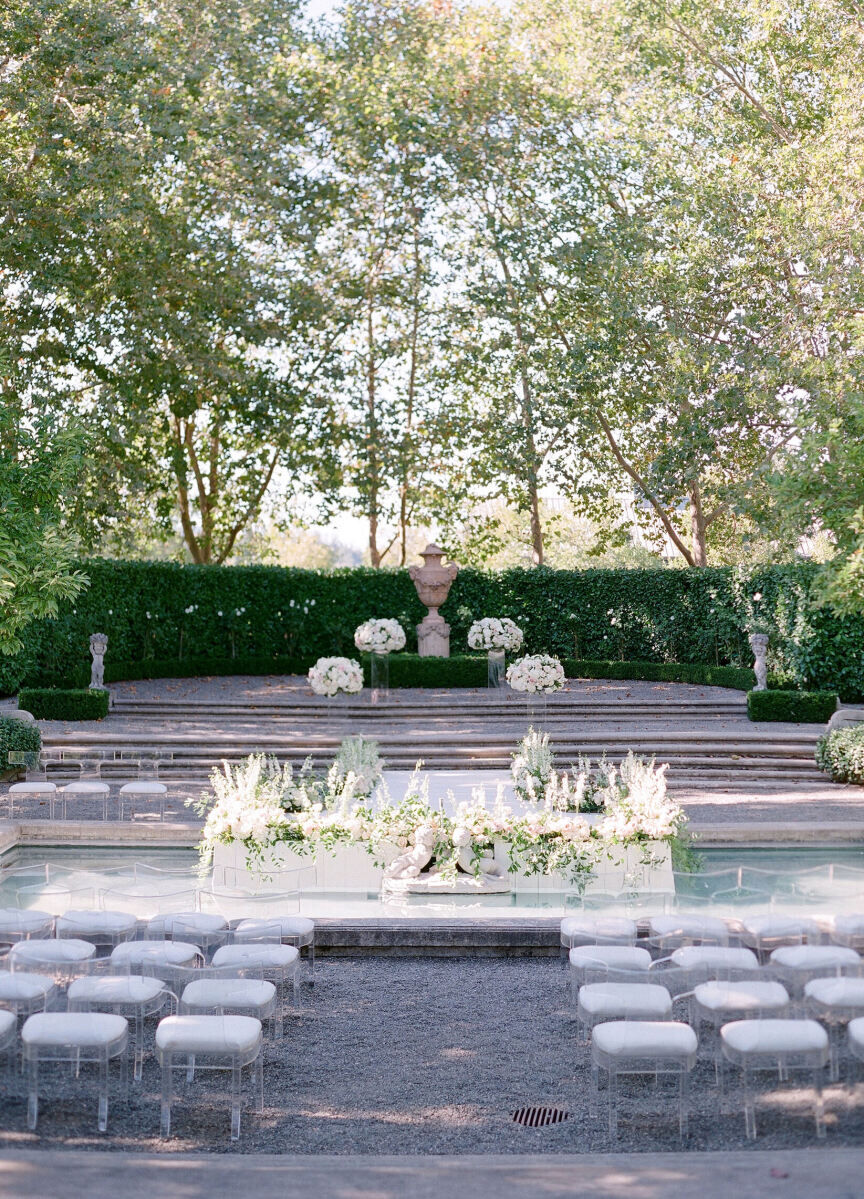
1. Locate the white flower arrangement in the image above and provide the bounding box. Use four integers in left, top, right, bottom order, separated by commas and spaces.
308, 656, 363, 696
511, 727, 554, 803
467, 617, 524, 653
354, 618, 407, 654
331, 735, 382, 798
506, 653, 566, 694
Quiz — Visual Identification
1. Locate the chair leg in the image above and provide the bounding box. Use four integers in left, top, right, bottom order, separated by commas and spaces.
98, 1053, 109, 1132
255, 1053, 264, 1113
309, 941, 315, 983
160, 1056, 173, 1137
26, 1056, 38, 1131
814, 1068, 826, 1138
608, 1069, 618, 1140
231, 1060, 242, 1141
743, 1065, 757, 1140
679, 1069, 689, 1141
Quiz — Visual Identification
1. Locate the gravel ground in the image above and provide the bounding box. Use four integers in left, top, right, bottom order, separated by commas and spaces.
0, 957, 862, 1155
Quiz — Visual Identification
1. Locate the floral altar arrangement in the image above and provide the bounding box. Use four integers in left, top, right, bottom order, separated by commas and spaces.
506, 653, 566, 693
354, 618, 406, 654
195, 735, 693, 888
308, 656, 363, 696
467, 618, 524, 653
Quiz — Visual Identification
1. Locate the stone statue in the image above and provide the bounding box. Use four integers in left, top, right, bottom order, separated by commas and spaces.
749, 632, 769, 692
383, 825, 438, 881
382, 826, 511, 895
89, 633, 108, 690
408, 543, 458, 658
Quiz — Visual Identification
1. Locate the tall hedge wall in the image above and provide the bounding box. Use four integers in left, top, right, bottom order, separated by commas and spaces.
3, 558, 863, 700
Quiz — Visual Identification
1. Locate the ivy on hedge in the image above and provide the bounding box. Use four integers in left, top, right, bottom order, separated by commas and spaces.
746, 689, 838, 723
816, 726, 864, 785
0, 716, 41, 774
3, 558, 863, 700
18, 688, 110, 721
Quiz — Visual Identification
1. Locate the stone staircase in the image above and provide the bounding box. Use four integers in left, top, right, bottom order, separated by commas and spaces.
37, 690, 828, 789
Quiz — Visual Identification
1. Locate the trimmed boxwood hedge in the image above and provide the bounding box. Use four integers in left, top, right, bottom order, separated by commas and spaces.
18, 688, 110, 721
0, 715, 41, 774
816, 725, 864, 784
562, 660, 754, 690
747, 689, 838, 723
3, 558, 863, 700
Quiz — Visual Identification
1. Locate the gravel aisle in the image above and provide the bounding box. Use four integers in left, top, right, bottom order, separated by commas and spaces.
1, 958, 863, 1155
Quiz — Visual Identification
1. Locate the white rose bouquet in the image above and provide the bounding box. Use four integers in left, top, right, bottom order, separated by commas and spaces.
308, 656, 364, 697
506, 654, 566, 694
467, 617, 524, 653
354, 618, 407, 654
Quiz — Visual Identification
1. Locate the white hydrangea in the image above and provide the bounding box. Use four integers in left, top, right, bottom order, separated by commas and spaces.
354, 618, 407, 654
506, 654, 566, 694
308, 656, 363, 696
467, 617, 523, 652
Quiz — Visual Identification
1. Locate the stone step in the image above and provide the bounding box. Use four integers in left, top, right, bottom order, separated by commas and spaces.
112, 700, 747, 720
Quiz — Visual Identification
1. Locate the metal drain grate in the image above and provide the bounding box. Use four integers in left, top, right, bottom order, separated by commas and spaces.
512, 1105, 571, 1128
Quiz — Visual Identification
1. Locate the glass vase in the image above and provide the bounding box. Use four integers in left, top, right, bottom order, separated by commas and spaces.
370, 651, 390, 704
527, 691, 548, 729
487, 649, 506, 689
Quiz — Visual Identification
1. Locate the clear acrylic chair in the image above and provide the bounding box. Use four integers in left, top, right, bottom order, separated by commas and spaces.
647, 914, 731, 953
56, 750, 111, 821
99, 882, 200, 922
118, 752, 171, 822
0, 1009, 17, 1070
176, 963, 281, 1041
56, 909, 139, 950
739, 916, 821, 959
0, 908, 54, 945
560, 916, 637, 951
22, 1011, 128, 1131
6, 751, 58, 818
568, 946, 652, 1010
590, 1020, 698, 1140
9, 937, 98, 986
769, 945, 862, 996
155, 1013, 263, 1141
109, 939, 203, 987
829, 914, 864, 951
68, 974, 174, 1081
212, 937, 301, 1012
804, 977, 864, 1080
206, 883, 315, 977
577, 983, 673, 1045
147, 913, 229, 959
0, 968, 58, 1018
720, 1019, 829, 1140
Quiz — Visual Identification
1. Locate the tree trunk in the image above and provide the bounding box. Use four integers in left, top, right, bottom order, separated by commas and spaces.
366, 288, 381, 568
689, 478, 709, 566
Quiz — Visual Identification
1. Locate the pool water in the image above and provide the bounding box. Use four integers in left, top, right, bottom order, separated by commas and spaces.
1, 845, 863, 920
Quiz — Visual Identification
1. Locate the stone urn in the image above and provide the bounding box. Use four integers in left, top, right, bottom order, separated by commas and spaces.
408, 543, 458, 657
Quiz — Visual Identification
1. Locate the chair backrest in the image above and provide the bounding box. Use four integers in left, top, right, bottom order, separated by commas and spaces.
204, 887, 300, 922
100, 883, 199, 920
7, 750, 51, 782
120, 751, 171, 781
15, 882, 99, 915
61, 749, 105, 781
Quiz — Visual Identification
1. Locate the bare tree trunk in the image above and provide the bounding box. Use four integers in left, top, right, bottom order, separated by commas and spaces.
366, 288, 381, 569
688, 478, 709, 566
399, 215, 422, 567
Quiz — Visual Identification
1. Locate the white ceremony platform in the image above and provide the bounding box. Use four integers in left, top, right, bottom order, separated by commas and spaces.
211, 770, 673, 901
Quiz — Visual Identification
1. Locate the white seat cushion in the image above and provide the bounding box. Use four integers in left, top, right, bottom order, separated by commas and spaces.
742, 916, 818, 941
11, 938, 95, 965
212, 944, 299, 970
804, 977, 864, 1008
593, 1020, 697, 1058
671, 946, 758, 972
60, 782, 110, 794
119, 782, 168, 795
0, 1009, 16, 1040
57, 910, 137, 937
561, 917, 636, 944
649, 915, 729, 940
9, 782, 56, 794
181, 979, 276, 1010
832, 915, 864, 938
68, 975, 166, 1006
233, 916, 314, 941
148, 913, 227, 936
0, 909, 53, 934
848, 1017, 864, 1053
569, 946, 652, 971
579, 983, 672, 1020
771, 945, 861, 971
22, 1012, 128, 1048
0, 972, 56, 1002
110, 940, 200, 967
695, 981, 790, 1014
721, 1018, 828, 1056
155, 1014, 262, 1055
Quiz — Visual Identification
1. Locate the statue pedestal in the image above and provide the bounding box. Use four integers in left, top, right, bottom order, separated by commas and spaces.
417, 612, 450, 657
